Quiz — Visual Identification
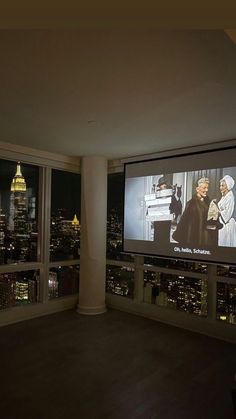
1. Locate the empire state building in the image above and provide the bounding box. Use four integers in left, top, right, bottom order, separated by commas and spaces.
9, 162, 28, 234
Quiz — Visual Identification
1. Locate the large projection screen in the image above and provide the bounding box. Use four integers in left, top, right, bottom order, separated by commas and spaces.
123, 146, 236, 265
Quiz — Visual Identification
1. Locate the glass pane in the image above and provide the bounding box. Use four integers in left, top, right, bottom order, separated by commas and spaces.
107, 173, 133, 262
144, 256, 208, 273
216, 282, 236, 324
51, 170, 81, 261
0, 159, 39, 264
49, 265, 79, 299
143, 270, 207, 316
106, 264, 134, 298
0, 270, 39, 310
217, 265, 236, 279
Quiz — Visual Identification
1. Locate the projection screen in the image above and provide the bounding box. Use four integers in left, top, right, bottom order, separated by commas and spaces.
123, 146, 236, 264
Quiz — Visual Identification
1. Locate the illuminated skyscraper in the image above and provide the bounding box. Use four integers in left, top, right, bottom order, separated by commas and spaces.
0, 208, 7, 258
9, 161, 27, 233
72, 214, 80, 228
16, 280, 28, 302
0, 273, 16, 309
50, 210, 80, 260
48, 271, 58, 299
8, 162, 30, 261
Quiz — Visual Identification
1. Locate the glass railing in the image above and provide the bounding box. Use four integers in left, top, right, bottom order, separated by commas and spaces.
216, 281, 236, 325
49, 265, 79, 299
0, 270, 39, 310
106, 264, 134, 298
143, 270, 207, 317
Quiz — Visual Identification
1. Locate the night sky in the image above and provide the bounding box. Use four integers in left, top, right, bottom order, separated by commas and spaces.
0, 158, 123, 221
0, 158, 39, 214
52, 171, 124, 221
0, 159, 38, 190
107, 173, 124, 214
51, 169, 81, 219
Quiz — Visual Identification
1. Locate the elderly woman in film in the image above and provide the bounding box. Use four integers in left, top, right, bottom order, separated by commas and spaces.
216, 175, 236, 247
208, 175, 236, 246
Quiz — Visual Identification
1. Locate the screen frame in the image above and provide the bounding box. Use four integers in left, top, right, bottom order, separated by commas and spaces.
122, 141, 236, 266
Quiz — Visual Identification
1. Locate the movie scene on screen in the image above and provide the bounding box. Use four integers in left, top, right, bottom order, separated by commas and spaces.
124, 161, 236, 264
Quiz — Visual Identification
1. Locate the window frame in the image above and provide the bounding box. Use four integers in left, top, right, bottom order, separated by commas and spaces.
0, 143, 80, 320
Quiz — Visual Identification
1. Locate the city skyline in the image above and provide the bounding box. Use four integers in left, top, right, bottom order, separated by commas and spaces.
0, 159, 38, 216
50, 170, 81, 261
0, 160, 38, 264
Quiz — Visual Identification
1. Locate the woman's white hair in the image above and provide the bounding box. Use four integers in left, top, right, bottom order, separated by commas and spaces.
197, 177, 209, 186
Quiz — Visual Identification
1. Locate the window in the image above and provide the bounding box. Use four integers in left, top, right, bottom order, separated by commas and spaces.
0, 270, 39, 310
106, 172, 135, 299
0, 159, 39, 264
50, 170, 81, 261
49, 265, 79, 299
143, 270, 208, 316
217, 282, 236, 324
144, 256, 208, 273
106, 264, 134, 298
107, 173, 133, 261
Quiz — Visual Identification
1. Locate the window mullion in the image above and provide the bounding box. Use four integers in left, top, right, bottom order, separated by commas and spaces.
39, 166, 51, 303
207, 264, 217, 321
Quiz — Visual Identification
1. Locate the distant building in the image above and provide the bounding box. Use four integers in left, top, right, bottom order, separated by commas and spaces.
50, 210, 80, 261
0, 273, 16, 309
9, 162, 27, 232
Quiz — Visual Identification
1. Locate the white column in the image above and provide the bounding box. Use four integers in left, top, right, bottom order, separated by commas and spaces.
77, 156, 107, 315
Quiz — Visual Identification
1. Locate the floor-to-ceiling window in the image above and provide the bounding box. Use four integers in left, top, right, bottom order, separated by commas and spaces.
49, 169, 80, 299
0, 159, 40, 309
0, 148, 81, 323
106, 172, 134, 298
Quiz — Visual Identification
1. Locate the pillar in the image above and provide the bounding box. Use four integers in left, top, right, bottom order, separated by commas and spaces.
77, 156, 107, 315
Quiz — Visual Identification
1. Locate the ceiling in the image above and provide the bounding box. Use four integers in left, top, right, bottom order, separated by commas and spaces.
0, 29, 236, 159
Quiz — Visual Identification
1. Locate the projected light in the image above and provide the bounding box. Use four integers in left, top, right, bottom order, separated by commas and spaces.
123, 145, 236, 265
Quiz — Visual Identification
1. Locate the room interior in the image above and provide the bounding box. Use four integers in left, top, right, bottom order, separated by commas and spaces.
0, 28, 236, 418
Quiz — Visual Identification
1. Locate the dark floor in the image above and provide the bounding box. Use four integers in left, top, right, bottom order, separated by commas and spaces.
0, 309, 236, 419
